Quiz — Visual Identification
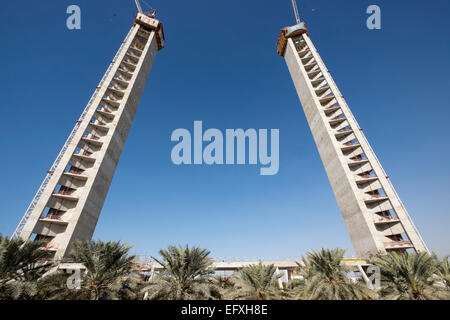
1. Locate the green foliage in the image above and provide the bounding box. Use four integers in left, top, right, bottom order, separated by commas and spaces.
292, 248, 377, 300
68, 240, 140, 300
225, 262, 285, 300
437, 256, 450, 291
34, 271, 82, 300
1, 235, 448, 301
370, 251, 450, 300
215, 275, 234, 290
143, 245, 221, 300
0, 235, 54, 300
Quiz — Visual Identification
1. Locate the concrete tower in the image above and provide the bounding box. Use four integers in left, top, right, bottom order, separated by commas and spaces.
12, 12, 165, 260
277, 15, 428, 258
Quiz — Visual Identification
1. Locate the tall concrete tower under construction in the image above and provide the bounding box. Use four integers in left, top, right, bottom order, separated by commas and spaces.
12, 11, 165, 260
278, 2, 428, 258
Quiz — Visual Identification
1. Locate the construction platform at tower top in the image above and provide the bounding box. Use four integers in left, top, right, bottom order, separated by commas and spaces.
12, 12, 165, 260
277, 21, 428, 258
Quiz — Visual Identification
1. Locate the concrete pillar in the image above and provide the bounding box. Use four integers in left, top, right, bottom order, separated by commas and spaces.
277, 24, 428, 258
13, 13, 165, 260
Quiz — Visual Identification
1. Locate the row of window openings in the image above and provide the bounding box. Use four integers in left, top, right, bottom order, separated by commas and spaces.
119, 41, 145, 75
367, 184, 409, 243
36, 41, 139, 235
279, 39, 408, 246
121, 44, 144, 71
34, 42, 141, 241
353, 158, 401, 226
297, 40, 409, 246
300, 54, 323, 80
314, 83, 344, 130
42, 164, 88, 220
372, 199, 410, 245
117, 40, 144, 75
327, 110, 388, 203
37, 46, 137, 226
355, 166, 385, 199
369, 186, 403, 235
322, 102, 375, 184
293, 39, 322, 83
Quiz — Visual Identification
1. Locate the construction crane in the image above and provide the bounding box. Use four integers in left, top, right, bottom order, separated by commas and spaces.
134, 0, 156, 17
291, 0, 301, 24
134, 0, 143, 13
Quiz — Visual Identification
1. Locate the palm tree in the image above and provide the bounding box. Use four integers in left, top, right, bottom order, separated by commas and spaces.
293, 248, 377, 300
0, 235, 54, 299
370, 251, 450, 300
68, 240, 139, 300
116, 271, 146, 300
225, 262, 284, 300
215, 274, 234, 291
143, 245, 220, 300
437, 256, 450, 291
34, 271, 82, 300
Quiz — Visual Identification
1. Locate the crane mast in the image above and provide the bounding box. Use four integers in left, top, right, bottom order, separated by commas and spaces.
134, 0, 143, 13
291, 0, 301, 24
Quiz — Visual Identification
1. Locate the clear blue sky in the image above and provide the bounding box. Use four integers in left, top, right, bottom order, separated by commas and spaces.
0, 0, 449, 259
